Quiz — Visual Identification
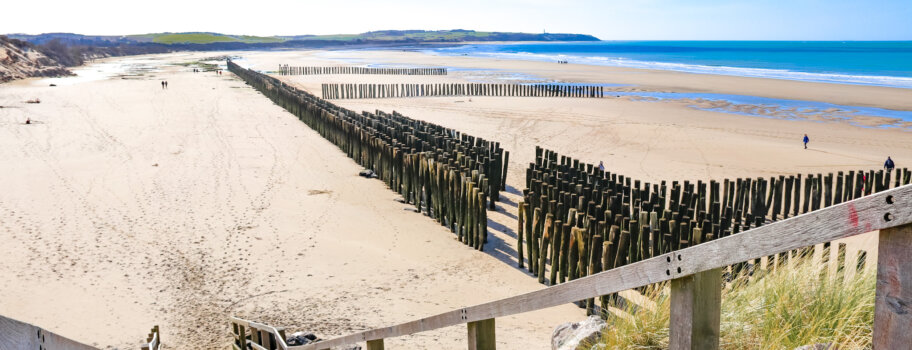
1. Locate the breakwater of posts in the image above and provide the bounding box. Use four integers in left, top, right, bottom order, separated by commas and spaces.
279, 65, 447, 75
229, 61, 507, 250
518, 146, 910, 316
321, 83, 605, 99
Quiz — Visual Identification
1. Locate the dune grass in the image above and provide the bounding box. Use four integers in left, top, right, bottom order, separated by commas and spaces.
589, 256, 875, 349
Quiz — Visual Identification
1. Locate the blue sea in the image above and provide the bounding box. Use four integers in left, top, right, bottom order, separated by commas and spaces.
429, 41, 912, 89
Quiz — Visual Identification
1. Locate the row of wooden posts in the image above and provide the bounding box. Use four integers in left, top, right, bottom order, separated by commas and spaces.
321, 83, 606, 99
278, 65, 447, 76
518, 146, 910, 316
239, 185, 912, 350
229, 61, 508, 250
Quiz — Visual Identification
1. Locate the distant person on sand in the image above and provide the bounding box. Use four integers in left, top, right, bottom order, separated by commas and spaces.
161, 81, 165, 89
598, 161, 605, 171
884, 156, 895, 172
25, 117, 31, 125
803, 134, 809, 149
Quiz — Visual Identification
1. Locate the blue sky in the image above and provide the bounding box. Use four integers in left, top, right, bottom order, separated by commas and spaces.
3, 0, 911, 40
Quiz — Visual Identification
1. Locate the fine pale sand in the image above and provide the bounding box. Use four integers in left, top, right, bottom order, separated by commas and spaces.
2, 49, 910, 349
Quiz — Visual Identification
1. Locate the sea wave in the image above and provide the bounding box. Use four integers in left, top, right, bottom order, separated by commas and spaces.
427, 47, 912, 89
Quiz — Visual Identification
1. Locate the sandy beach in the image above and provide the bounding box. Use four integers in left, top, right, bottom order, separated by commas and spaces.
1, 49, 909, 349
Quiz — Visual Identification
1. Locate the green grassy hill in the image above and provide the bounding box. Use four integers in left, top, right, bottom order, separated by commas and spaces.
128, 32, 285, 44
281, 30, 594, 42
116, 30, 597, 45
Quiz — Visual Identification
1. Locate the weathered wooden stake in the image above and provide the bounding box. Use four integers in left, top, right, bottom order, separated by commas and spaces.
873, 223, 912, 348
366, 339, 385, 350
467, 318, 496, 350
669, 268, 722, 350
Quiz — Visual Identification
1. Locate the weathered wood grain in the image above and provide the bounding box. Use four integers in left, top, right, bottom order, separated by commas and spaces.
365, 339, 385, 350
873, 223, 912, 349
669, 268, 722, 350
467, 318, 496, 350
0, 314, 99, 350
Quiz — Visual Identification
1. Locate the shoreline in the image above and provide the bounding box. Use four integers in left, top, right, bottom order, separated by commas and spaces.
255, 49, 912, 181
297, 48, 912, 112
420, 41, 912, 90
266, 50, 912, 129
10, 43, 912, 110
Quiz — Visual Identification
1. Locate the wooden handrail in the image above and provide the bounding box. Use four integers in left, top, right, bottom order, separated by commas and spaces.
140, 325, 161, 350
230, 316, 288, 350
253, 184, 909, 350
0, 314, 99, 350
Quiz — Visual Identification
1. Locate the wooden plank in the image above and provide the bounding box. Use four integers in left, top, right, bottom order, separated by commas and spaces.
366, 339, 385, 350
669, 268, 722, 350
231, 317, 290, 350
873, 222, 912, 349
296, 185, 912, 350
250, 342, 270, 350
669, 275, 694, 349
0, 314, 99, 350
467, 318, 496, 350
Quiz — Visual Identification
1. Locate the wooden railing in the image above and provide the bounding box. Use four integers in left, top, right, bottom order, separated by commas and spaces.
230, 184, 912, 349
0, 314, 162, 349
0, 314, 99, 350
141, 325, 162, 350
230, 317, 288, 350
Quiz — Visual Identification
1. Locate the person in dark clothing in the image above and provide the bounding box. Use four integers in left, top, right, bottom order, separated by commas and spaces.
885, 157, 895, 172
161, 81, 165, 89
803, 134, 809, 149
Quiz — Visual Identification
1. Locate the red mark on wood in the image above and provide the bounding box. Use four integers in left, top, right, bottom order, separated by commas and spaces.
848, 204, 859, 228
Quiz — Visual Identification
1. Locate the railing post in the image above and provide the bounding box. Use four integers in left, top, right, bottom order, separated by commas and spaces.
669, 268, 721, 350
873, 222, 912, 348
366, 339, 385, 350
251, 326, 261, 346
237, 324, 246, 350
260, 329, 270, 348
467, 318, 495, 350
153, 325, 160, 350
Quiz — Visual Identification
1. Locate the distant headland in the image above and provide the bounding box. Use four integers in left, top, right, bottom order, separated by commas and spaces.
0, 30, 597, 82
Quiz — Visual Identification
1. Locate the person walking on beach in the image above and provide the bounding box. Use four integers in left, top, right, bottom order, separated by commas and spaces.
803, 134, 809, 149
885, 156, 895, 172
161, 81, 165, 89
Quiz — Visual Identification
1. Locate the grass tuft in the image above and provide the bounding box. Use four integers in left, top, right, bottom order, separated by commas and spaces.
589, 257, 874, 349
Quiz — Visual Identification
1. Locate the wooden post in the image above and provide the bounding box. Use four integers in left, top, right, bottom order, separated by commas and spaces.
366, 339, 385, 350
467, 318, 496, 350
837, 242, 847, 282
518, 202, 525, 268
873, 223, 912, 348
236, 324, 246, 349
857, 250, 867, 272
669, 268, 722, 350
